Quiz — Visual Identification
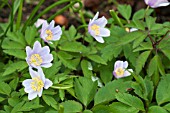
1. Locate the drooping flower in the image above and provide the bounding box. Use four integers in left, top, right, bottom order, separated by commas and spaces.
22, 67, 53, 100
113, 60, 133, 79
88, 12, 110, 43
34, 19, 47, 28
144, 0, 170, 8
40, 20, 62, 44
26, 41, 53, 69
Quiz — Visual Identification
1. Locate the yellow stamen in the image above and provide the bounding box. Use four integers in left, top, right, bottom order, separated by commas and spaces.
91, 24, 100, 35
31, 76, 44, 92
115, 68, 124, 77
30, 54, 43, 66
45, 30, 53, 40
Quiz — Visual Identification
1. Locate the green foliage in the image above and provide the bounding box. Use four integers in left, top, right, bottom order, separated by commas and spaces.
117, 4, 132, 20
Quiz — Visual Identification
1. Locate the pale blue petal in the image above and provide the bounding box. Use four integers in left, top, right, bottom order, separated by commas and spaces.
93, 35, 104, 43
51, 26, 62, 34
92, 12, 99, 22
52, 34, 61, 41
29, 67, 38, 78
41, 63, 52, 68
28, 91, 38, 100
26, 46, 32, 56
99, 28, 110, 37
123, 70, 131, 77
39, 46, 50, 55
41, 54, 53, 63
33, 41, 42, 53
22, 79, 32, 87
37, 88, 43, 97
123, 61, 128, 69
44, 79, 53, 89
93, 16, 107, 27
37, 68, 45, 83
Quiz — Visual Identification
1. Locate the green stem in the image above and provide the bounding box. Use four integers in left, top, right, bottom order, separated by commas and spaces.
110, 10, 123, 27
79, 10, 86, 25
21, 0, 45, 32
16, 0, 23, 31
31, 0, 71, 25
77, 25, 88, 31
144, 5, 150, 19
10, 0, 14, 32
48, 0, 82, 21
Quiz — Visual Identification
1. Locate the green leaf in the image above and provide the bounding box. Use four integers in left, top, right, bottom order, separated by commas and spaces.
136, 51, 150, 74
147, 55, 158, 76
3, 61, 28, 76
163, 103, 170, 112
115, 93, 145, 111
9, 77, 19, 90
0, 97, 5, 103
146, 16, 156, 30
133, 9, 153, 20
25, 26, 37, 45
87, 55, 107, 65
81, 60, 93, 78
161, 49, 170, 61
2, 39, 25, 49
92, 105, 112, 113
0, 82, 11, 96
148, 106, 168, 113
118, 4, 131, 20
3, 49, 26, 60
59, 41, 89, 53
133, 32, 147, 48
60, 100, 82, 113
42, 95, 58, 110
94, 79, 132, 106
110, 102, 139, 113
74, 77, 97, 106
83, 110, 93, 113
11, 101, 25, 113
156, 75, 170, 105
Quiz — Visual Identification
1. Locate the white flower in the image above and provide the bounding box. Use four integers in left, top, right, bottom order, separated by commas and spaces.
88, 12, 110, 43
22, 67, 53, 100
34, 19, 47, 28
113, 60, 133, 79
144, 0, 170, 8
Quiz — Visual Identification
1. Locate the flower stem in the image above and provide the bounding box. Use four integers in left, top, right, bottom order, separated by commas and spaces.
16, 0, 23, 31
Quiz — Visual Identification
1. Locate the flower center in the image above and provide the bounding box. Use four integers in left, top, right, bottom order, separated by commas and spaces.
91, 24, 100, 35
45, 30, 53, 41
30, 54, 43, 66
115, 68, 124, 76
31, 77, 44, 92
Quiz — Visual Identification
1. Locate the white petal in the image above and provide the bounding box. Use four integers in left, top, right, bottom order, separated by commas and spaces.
123, 70, 131, 77
37, 88, 43, 97
144, 0, 149, 4
99, 27, 110, 37
123, 61, 128, 69
93, 16, 107, 27
114, 61, 123, 69
41, 63, 52, 68
41, 54, 53, 63
29, 67, 38, 78
44, 79, 53, 89
92, 12, 99, 22
93, 35, 104, 43
28, 92, 38, 100
35, 19, 47, 28
33, 41, 42, 53
26, 46, 32, 56
156, 2, 170, 7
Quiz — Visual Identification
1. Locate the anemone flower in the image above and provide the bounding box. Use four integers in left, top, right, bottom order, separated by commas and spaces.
144, 0, 170, 8
26, 41, 53, 69
88, 12, 110, 43
113, 60, 133, 79
22, 67, 53, 100
40, 20, 62, 44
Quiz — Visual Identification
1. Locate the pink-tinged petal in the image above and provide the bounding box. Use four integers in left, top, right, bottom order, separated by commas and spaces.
28, 92, 38, 100
93, 16, 107, 27
41, 54, 53, 63
114, 61, 123, 69
41, 63, 52, 68
26, 46, 32, 56
29, 67, 38, 78
91, 12, 99, 22
37, 88, 43, 97
35, 19, 47, 28
93, 35, 104, 43
99, 27, 110, 37
37, 68, 45, 82
47, 20, 55, 30
33, 41, 42, 53
44, 79, 53, 89
123, 61, 128, 69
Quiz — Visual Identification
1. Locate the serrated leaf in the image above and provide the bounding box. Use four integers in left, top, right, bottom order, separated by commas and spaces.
3, 61, 28, 76
3, 49, 26, 60
118, 4, 131, 20
74, 77, 97, 106
148, 106, 168, 113
2, 39, 25, 49
163, 103, 170, 112
146, 16, 156, 30
136, 51, 150, 74
61, 100, 82, 113
92, 105, 112, 113
42, 95, 58, 110
81, 60, 93, 78
94, 79, 132, 106
110, 102, 139, 113
161, 49, 170, 61
0, 82, 11, 96
133, 33, 147, 48
156, 75, 170, 105
115, 93, 145, 111
9, 77, 19, 90
87, 55, 107, 65
25, 26, 37, 45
